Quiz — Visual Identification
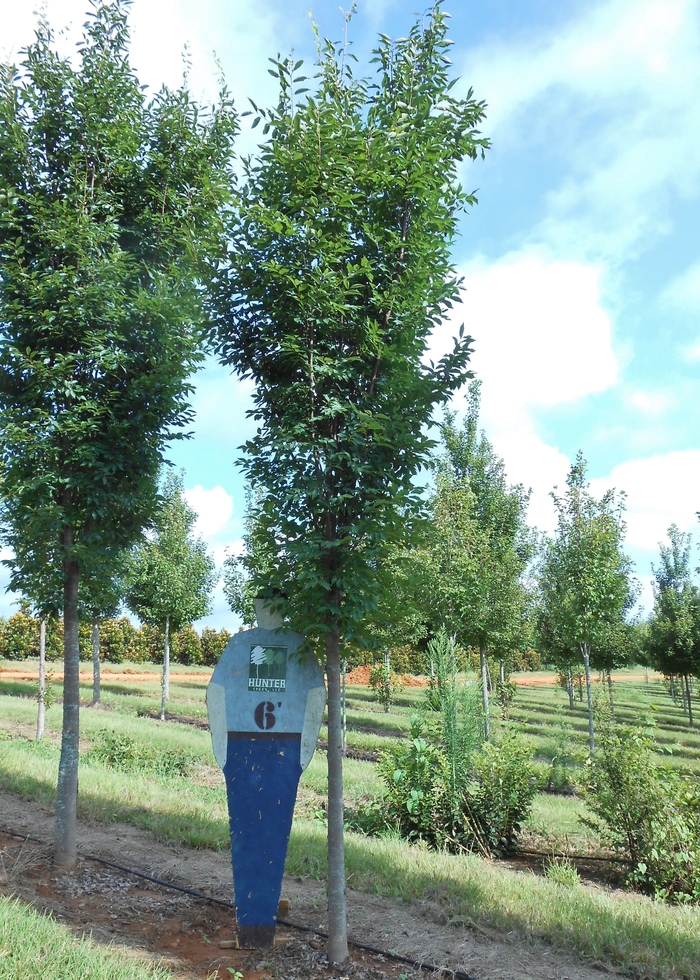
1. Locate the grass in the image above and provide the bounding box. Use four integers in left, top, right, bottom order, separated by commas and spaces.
286, 820, 700, 980
0, 895, 173, 980
4, 662, 700, 978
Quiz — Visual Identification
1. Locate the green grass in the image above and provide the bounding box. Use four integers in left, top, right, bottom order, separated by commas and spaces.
287, 820, 700, 980
0, 895, 173, 980
5, 666, 700, 978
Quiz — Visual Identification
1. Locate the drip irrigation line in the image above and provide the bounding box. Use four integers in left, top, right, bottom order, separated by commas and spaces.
1, 824, 478, 980
516, 848, 630, 865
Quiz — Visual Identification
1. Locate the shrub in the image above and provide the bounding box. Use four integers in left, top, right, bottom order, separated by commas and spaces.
581, 715, 700, 903
88, 729, 195, 778
171, 624, 202, 665
369, 660, 404, 711
201, 627, 231, 666
2, 609, 39, 660
469, 730, 538, 854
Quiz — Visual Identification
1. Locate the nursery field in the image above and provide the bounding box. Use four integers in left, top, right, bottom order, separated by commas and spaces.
1, 660, 700, 979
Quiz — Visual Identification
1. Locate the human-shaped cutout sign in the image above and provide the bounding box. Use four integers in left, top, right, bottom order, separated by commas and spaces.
207, 615, 325, 948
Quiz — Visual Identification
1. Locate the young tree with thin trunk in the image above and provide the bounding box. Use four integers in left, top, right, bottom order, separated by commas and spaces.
125, 471, 216, 720
411, 384, 534, 739
0, 0, 236, 869
647, 525, 700, 728
537, 453, 636, 753
209, 4, 488, 962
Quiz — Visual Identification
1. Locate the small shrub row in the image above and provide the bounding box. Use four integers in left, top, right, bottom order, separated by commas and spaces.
88, 728, 196, 778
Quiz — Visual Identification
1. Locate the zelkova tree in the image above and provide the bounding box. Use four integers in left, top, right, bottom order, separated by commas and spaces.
648, 525, 700, 727
538, 453, 636, 753
210, 5, 488, 962
125, 471, 216, 720
410, 383, 533, 737
0, 1, 236, 868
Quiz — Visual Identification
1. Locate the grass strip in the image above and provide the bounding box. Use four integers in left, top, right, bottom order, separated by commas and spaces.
2, 737, 700, 979
287, 822, 700, 980
0, 895, 173, 980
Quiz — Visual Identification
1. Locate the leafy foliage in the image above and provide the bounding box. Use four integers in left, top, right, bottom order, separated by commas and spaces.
581, 712, 700, 903
125, 471, 216, 633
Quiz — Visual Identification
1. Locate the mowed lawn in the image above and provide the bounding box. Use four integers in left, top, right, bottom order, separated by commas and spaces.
2, 660, 700, 978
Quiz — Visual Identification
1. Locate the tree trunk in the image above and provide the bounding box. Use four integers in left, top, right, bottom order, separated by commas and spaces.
326, 626, 348, 964
581, 643, 594, 754
36, 619, 46, 741
606, 669, 614, 717
383, 649, 391, 712
566, 665, 574, 711
480, 643, 490, 741
685, 674, 693, 728
499, 661, 505, 685
160, 615, 170, 721
91, 617, 100, 706
670, 675, 676, 702
55, 546, 80, 869
577, 672, 583, 701
341, 658, 347, 757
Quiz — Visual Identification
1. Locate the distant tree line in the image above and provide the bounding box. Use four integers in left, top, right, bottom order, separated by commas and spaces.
0, 605, 230, 667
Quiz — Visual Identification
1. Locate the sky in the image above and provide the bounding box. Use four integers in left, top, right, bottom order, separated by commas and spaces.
1, 0, 699, 629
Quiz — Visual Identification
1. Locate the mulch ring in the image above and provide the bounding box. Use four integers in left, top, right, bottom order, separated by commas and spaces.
0, 832, 424, 980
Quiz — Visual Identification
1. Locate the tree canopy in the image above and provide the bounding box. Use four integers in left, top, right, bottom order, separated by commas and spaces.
0, 0, 236, 867
209, 3, 488, 961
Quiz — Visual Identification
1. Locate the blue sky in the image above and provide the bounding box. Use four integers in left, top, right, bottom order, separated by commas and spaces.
2, 0, 699, 628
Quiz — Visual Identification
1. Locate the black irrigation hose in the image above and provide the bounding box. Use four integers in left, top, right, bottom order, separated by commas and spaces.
516, 848, 631, 865
1, 825, 478, 980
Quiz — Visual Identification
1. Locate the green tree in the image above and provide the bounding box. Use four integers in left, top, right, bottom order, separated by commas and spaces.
538, 453, 636, 752
209, 4, 487, 961
125, 471, 216, 719
414, 383, 534, 737
0, 0, 236, 867
648, 525, 700, 727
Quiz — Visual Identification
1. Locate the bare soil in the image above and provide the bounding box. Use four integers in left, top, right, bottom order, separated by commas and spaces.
0, 790, 623, 980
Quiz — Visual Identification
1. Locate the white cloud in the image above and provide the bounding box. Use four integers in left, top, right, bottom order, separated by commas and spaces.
661, 259, 700, 313
184, 485, 233, 539
625, 389, 675, 417
463, 0, 700, 262
431, 252, 619, 530
590, 449, 700, 550
683, 340, 700, 363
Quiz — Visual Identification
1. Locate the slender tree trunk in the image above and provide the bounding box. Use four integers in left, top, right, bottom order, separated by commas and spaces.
36, 619, 46, 741
670, 675, 676, 702
499, 660, 505, 685
383, 649, 391, 712
581, 643, 594, 754
55, 546, 80, 869
480, 643, 490, 741
160, 615, 170, 721
606, 669, 614, 717
341, 657, 347, 758
685, 674, 693, 728
566, 665, 574, 711
91, 617, 100, 706
326, 625, 348, 964
577, 672, 583, 701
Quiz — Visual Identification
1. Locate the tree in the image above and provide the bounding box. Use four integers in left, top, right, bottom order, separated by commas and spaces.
80, 569, 124, 706
409, 383, 533, 737
125, 471, 216, 719
537, 453, 636, 752
209, 4, 488, 962
0, 0, 236, 867
648, 525, 700, 727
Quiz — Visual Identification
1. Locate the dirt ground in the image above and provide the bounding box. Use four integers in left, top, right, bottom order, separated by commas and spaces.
0, 790, 624, 980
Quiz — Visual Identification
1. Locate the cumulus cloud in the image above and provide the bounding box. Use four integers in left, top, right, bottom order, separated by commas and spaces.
661, 259, 700, 313
184, 485, 234, 539
590, 449, 700, 551
432, 251, 620, 530
462, 0, 700, 262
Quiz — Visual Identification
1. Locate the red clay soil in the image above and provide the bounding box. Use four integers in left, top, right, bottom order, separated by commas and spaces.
0, 667, 207, 685
345, 665, 426, 687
